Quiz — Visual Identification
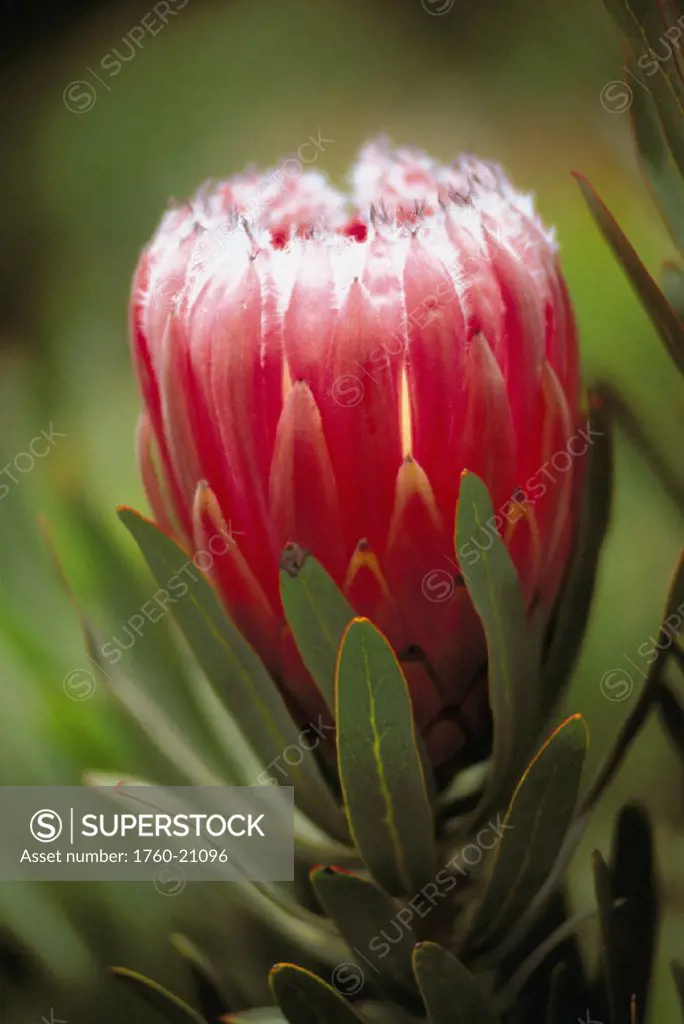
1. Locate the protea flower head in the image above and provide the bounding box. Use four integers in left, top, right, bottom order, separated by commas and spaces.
130, 138, 582, 767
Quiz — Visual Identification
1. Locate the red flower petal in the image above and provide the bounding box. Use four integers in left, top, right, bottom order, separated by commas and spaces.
268, 382, 345, 581
460, 333, 516, 510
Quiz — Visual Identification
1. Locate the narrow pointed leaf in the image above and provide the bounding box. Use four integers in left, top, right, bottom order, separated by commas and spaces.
593, 851, 622, 1024
575, 173, 684, 375
467, 715, 588, 948
412, 943, 497, 1024
456, 471, 541, 798
541, 394, 613, 720
111, 967, 207, 1024
310, 867, 418, 999
84, 674, 225, 786
657, 682, 684, 761
603, 0, 684, 180
171, 933, 235, 1020
118, 508, 345, 839
42, 537, 228, 788
69, 498, 210, 745
584, 549, 684, 811
269, 964, 365, 1024
546, 963, 568, 1024
662, 261, 684, 319
671, 961, 684, 1016
335, 618, 437, 896
498, 907, 598, 1005
280, 549, 355, 713
39, 512, 245, 782
627, 48, 684, 255
609, 805, 657, 1023
646, 550, 684, 674
86, 776, 353, 968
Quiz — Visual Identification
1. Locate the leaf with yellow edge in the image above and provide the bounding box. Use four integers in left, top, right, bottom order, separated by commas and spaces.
466, 714, 588, 948
335, 618, 437, 896
269, 964, 365, 1024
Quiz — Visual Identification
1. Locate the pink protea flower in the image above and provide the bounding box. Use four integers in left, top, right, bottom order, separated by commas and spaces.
130, 139, 582, 766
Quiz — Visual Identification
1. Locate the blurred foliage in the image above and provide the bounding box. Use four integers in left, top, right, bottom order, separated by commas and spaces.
0, 0, 683, 1021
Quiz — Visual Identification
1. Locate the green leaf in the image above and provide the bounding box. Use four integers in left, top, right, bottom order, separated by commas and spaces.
72, 500, 274, 786
310, 867, 418, 999
657, 682, 684, 762
671, 961, 684, 1017
583, 549, 684, 811
335, 617, 437, 896
545, 963, 569, 1024
575, 173, 684, 375
70, 498, 204, 730
661, 261, 684, 317
497, 907, 597, 1005
93, 772, 352, 966
540, 394, 613, 721
412, 943, 497, 1024
118, 507, 346, 839
604, 0, 684, 181
280, 549, 355, 714
467, 715, 588, 948
43, 532, 228, 788
626, 48, 684, 254
171, 933, 236, 1020
609, 805, 657, 1023
111, 967, 207, 1024
269, 964, 365, 1024
455, 471, 541, 801
593, 851, 627, 1024
81, 680, 226, 788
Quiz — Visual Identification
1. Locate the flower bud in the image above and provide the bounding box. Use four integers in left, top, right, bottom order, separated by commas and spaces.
130, 139, 582, 765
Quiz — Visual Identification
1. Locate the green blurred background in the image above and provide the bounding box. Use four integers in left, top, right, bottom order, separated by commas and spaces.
1, 0, 683, 1020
